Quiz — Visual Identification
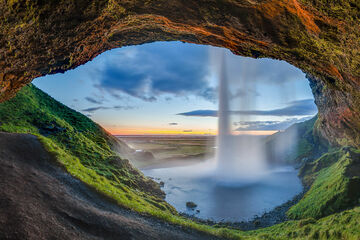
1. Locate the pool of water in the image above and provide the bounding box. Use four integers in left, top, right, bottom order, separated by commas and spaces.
143, 161, 302, 222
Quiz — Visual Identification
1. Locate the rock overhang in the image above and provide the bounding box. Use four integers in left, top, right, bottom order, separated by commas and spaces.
0, 0, 359, 146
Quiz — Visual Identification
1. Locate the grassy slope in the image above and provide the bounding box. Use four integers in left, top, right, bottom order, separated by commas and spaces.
288, 148, 360, 219
0, 84, 174, 213
248, 206, 360, 240
266, 117, 360, 220
0, 84, 359, 239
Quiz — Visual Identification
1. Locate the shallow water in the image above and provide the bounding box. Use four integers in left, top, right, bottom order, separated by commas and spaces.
143, 161, 302, 222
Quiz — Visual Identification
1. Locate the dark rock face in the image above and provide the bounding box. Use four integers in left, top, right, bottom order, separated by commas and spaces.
308, 74, 360, 147
0, 0, 359, 146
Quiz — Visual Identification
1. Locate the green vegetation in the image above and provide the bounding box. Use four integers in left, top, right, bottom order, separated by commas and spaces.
288, 148, 360, 219
267, 116, 360, 220
0, 84, 359, 239
38, 135, 175, 214
247, 207, 360, 240
0, 84, 173, 211
301, 0, 360, 22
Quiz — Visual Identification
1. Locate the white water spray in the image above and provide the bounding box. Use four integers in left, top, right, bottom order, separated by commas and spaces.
215, 52, 267, 183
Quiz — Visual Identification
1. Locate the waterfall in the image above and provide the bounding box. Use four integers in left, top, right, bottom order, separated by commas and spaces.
215, 52, 267, 184
216, 54, 232, 173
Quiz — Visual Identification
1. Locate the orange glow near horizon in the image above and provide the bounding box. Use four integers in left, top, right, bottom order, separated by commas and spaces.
106, 127, 216, 135
105, 126, 277, 136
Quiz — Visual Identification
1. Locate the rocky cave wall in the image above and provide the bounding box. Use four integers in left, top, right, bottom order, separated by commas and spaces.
0, 0, 359, 147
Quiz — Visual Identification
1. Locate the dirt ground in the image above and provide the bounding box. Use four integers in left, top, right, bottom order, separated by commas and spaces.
0, 132, 221, 240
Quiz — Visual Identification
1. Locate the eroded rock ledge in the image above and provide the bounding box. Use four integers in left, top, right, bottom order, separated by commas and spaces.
0, 0, 359, 146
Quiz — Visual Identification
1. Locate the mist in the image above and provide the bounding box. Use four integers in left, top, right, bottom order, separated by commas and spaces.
215, 51, 268, 183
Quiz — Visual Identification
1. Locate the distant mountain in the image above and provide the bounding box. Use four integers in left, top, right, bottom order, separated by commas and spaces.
265, 115, 328, 166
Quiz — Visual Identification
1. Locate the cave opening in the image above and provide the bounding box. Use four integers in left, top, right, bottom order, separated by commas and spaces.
1, 1, 359, 238
32, 41, 318, 222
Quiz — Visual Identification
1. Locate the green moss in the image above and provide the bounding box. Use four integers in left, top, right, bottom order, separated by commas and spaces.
250, 207, 360, 240
266, 116, 360, 220
0, 84, 168, 204
300, 0, 360, 22
38, 136, 176, 214
288, 148, 360, 219
105, 0, 126, 20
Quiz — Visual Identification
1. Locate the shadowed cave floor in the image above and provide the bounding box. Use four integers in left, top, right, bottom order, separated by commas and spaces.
0, 132, 221, 240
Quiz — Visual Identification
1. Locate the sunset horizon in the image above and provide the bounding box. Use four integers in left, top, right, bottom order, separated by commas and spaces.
109, 128, 278, 136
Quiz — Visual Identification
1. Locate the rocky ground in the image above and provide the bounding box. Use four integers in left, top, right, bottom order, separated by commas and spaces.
0, 132, 221, 240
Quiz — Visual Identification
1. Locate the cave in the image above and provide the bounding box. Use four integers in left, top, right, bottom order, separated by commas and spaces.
1, 0, 359, 147
1, 1, 360, 239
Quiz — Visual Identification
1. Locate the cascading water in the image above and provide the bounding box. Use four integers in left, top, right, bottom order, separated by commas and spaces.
215, 52, 267, 184
141, 44, 305, 221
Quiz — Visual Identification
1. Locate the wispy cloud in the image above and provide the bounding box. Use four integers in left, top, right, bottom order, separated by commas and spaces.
82, 106, 107, 113
169, 122, 178, 125
234, 116, 314, 131
85, 97, 103, 104
178, 110, 217, 117
82, 105, 134, 113
113, 105, 135, 110
177, 99, 317, 117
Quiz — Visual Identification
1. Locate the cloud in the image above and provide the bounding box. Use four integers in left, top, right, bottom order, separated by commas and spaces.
82, 107, 107, 112
81, 105, 134, 113
234, 116, 314, 131
85, 97, 103, 104
113, 105, 135, 110
169, 122, 178, 125
232, 99, 317, 116
89, 42, 308, 105
183, 130, 193, 132
94, 42, 216, 102
178, 110, 218, 117
177, 99, 317, 117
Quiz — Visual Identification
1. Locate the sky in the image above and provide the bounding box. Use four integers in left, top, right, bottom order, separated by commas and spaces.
33, 41, 317, 135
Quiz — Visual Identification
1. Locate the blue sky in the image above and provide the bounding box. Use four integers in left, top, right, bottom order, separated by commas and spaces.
33, 41, 317, 135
